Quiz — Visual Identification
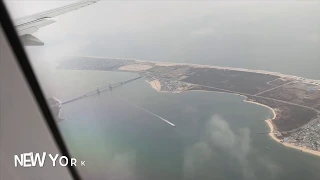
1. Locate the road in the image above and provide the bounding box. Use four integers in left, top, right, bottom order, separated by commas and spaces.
254, 81, 295, 96
181, 81, 320, 113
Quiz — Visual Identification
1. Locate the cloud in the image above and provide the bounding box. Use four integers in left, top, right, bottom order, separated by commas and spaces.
183, 115, 258, 179
108, 151, 137, 180
90, 151, 138, 180
22, 45, 87, 99
183, 142, 215, 178
206, 115, 255, 179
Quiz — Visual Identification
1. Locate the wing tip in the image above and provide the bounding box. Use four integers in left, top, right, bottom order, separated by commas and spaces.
20, 34, 44, 46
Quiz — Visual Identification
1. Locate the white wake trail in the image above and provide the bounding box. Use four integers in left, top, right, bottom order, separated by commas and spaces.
121, 98, 176, 127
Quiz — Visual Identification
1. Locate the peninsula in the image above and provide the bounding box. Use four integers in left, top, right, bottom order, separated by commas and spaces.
57, 56, 320, 156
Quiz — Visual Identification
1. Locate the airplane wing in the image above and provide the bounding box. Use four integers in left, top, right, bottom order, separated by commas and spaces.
13, 0, 100, 46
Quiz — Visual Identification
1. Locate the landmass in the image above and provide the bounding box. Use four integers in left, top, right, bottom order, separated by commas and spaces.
57, 56, 320, 156
47, 97, 64, 122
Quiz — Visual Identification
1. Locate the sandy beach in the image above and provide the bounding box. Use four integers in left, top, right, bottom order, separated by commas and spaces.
265, 118, 320, 157
76, 55, 320, 84
147, 80, 161, 92
118, 64, 152, 71
75, 55, 320, 157
245, 100, 320, 157
147, 80, 320, 157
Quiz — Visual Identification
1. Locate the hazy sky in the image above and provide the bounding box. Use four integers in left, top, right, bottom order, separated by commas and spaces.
4, 0, 320, 78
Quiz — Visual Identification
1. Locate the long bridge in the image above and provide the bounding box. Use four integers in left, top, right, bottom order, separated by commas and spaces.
57, 75, 176, 127
61, 76, 142, 105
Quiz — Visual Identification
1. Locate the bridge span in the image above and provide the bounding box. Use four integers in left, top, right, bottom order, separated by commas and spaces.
61, 76, 142, 105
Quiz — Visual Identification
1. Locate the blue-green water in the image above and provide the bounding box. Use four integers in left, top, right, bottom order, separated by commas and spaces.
47, 70, 320, 180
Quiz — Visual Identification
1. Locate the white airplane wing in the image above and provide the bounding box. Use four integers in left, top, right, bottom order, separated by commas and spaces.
13, 0, 99, 46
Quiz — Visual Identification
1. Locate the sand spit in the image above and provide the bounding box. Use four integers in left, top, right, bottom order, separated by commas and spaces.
72, 55, 320, 156
118, 64, 152, 71
75, 55, 320, 83
147, 80, 161, 92
148, 79, 320, 157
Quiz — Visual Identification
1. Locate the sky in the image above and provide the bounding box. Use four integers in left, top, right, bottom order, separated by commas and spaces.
3, 0, 320, 78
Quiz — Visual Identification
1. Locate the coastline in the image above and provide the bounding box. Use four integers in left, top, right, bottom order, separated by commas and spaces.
76, 55, 320, 84
245, 100, 320, 157
264, 115, 320, 157
145, 80, 172, 93
147, 80, 161, 92
146, 79, 320, 157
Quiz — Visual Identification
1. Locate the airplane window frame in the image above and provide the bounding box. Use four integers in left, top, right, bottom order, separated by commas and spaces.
0, 1, 81, 180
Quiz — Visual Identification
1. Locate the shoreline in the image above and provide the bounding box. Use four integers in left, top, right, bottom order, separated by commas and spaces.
147, 80, 161, 92
64, 55, 320, 157
146, 80, 184, 94
146, 79, 320, 157
244, 100, 320, 157
75, 55, 320, 84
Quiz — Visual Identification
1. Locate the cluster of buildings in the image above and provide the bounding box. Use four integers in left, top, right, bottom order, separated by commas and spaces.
142, 67, 196, 93
286, 116, 320, 151
156, 78, 196, 93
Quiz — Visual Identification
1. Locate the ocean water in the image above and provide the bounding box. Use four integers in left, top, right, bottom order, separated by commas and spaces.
21, 1, 320, 179
44, 70, 320, 180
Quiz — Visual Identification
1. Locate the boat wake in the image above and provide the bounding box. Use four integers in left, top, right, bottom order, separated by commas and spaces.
120, 98, 176, 127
